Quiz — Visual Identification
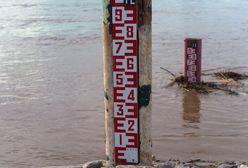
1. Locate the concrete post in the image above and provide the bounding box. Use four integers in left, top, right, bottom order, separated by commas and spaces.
102, 0, 152, 166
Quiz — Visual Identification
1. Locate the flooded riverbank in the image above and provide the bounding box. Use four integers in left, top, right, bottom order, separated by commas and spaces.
41, 160, 248, 168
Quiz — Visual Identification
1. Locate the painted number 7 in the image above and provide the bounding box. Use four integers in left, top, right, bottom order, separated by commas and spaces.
114, 41, 124, 55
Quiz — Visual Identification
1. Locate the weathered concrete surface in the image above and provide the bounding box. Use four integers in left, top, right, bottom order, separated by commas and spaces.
42, 165, 83, 168
116, 166, 153, 168
42, 160, 248, 168
42, 160, 104, 168
153, 160, 248, 168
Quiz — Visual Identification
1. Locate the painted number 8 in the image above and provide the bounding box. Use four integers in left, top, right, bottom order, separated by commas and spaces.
126, 26, 134, 38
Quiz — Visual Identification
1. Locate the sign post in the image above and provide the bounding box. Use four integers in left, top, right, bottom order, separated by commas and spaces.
112, 0, 139, 164
102, 0, 152, 166
184, 38, 202, 83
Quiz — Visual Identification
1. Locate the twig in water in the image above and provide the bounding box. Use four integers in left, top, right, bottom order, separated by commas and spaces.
165, 81, 176, 88
160, 67, 176, 78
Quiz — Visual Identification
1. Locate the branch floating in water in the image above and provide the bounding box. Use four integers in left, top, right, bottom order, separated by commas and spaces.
160, 67, 176, 78
160, 68, 247, 95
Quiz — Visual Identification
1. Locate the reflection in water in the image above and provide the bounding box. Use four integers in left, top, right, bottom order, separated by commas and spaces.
182, 91, 201, 128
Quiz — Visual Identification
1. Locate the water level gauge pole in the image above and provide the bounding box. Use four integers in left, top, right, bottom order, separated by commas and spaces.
184, 38, 202, 83
102, 0, 152, 166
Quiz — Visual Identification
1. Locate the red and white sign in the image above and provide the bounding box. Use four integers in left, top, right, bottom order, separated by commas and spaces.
184, 39, 202, 83
112, 0, 139, 164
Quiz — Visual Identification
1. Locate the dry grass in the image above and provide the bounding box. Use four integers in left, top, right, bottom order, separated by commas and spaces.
214, 71, 248, 81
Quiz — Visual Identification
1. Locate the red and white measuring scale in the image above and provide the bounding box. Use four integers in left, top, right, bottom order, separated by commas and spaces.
112, 0, 139, 164
184, 38, 202, 83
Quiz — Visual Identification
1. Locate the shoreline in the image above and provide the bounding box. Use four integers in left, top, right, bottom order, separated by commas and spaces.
42, 160, 248, 168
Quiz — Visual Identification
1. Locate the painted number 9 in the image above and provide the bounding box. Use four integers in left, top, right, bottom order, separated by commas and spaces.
115, 9, 123, 22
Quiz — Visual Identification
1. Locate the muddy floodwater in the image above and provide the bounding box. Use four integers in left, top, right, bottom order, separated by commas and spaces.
0, 0, 248, 167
